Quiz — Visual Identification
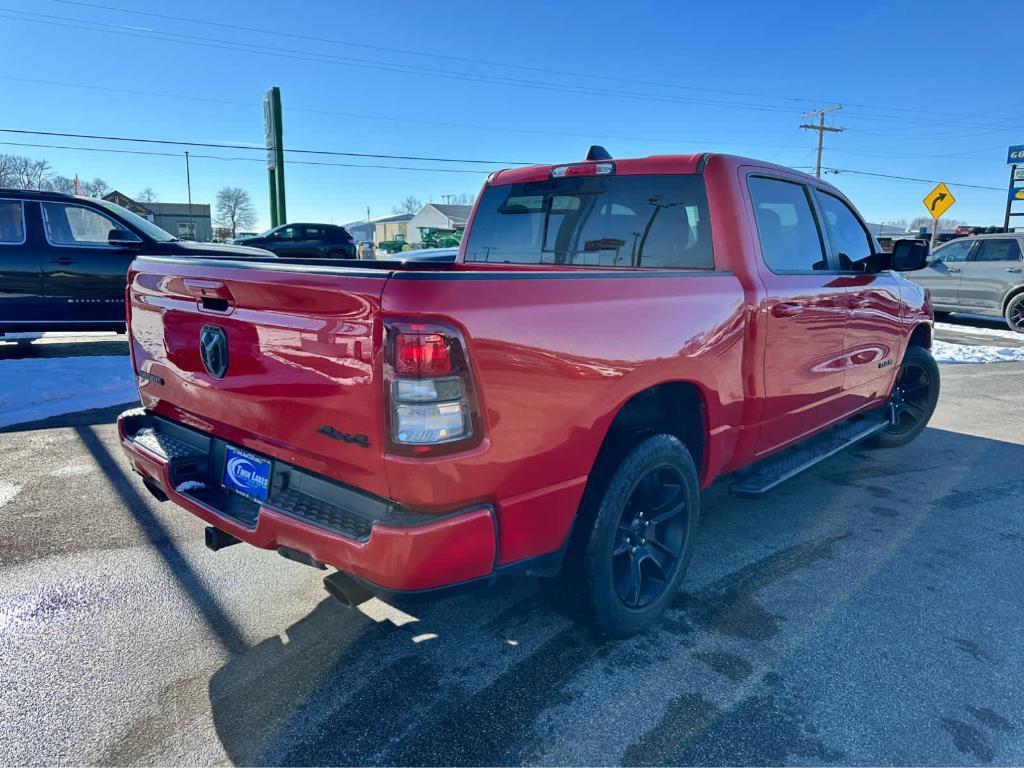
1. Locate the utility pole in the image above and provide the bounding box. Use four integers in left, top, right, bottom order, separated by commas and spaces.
441, 194, 455, 205
800, 105, 843, 178
184, 150, 194, 240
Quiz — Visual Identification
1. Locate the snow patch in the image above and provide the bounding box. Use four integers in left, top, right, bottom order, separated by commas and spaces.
175, 481, 206, 492
932, 340, 1024, 365
0, 356, 138, 428
0, 481, 21, 508
935, 321, 1023, 343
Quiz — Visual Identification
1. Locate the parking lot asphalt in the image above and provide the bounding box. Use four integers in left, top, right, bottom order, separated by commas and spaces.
1, 341, 1023, 765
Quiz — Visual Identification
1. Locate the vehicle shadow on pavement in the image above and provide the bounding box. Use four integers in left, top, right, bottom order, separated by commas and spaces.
73, 423, 249, 657
0, 338, 128, 360
0, 402, 137, 434
202, 426, 1024, 767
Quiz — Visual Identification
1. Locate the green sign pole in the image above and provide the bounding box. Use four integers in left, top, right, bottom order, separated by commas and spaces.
272, 87, 286, 224
264, 86, 286, 226
267, 167, 279, 228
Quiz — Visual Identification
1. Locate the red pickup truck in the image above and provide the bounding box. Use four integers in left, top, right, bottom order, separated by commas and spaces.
118, 150, 938, 636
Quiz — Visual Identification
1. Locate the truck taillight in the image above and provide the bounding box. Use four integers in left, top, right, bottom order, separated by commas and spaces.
394, 332, 453, 375
385, 321, 481, 452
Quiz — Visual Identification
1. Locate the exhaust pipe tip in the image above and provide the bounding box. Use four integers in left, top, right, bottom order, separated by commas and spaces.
323, 571, 373, 608
205, 526, 241, 552
142, 476, 169, 503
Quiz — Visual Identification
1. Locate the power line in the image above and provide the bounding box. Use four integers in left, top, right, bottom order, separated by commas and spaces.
3, 138, 1006, 191
0, 9, 805, 116
0, 128, 536, 165
44, 0, 1021, 131
0, 75, 805, 150
821, 167, 1005, 192
0, 141, 493, 174
46, 0, 823, 108
5, 6, 1019, 139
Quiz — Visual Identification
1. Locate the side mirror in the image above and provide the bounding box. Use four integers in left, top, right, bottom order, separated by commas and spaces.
108, 229, 142, 248
890, 239, 929, 271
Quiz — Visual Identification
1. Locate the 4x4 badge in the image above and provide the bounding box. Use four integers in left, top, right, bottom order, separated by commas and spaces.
316, 425, 370, 448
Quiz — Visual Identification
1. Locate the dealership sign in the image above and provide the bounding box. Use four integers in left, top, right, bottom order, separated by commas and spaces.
1008, 145, 1024, 164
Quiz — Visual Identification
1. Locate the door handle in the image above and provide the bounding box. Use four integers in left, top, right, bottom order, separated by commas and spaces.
947, 267, 961, 273
771, 302, 804, 318
50, 257, 74, 265
1007, 267, 1023, 273
847, 295, 872, 310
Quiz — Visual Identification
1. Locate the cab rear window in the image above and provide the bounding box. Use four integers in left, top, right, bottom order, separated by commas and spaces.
464, 175, 714, 269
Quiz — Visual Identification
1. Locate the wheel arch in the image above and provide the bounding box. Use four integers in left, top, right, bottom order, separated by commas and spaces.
601, 380, 708, 473
561, 380, 710, 561
908, 322, 932, 350
1002, 285, 1024, 314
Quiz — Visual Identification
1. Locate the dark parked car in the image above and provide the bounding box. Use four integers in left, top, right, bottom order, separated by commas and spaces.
904, 233, 1024, 332
0, 189, 274, 337
234, 223, 356, 258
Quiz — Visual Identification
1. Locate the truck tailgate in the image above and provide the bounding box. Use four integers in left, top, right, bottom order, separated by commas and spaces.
128, 256, 391, 499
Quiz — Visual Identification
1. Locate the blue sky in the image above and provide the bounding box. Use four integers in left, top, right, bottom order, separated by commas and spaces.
1, 0, 1020, 230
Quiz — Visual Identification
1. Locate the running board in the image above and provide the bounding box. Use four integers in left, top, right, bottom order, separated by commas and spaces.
730, 415, 889, 496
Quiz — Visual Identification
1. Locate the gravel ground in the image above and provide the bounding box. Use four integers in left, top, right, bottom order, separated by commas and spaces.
0, 336, 1022, 766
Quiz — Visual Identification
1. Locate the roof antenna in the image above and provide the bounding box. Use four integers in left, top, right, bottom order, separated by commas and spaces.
586, 145, 612, 161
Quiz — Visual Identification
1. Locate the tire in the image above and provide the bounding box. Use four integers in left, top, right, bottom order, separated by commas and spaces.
542, 434, 700, 637
870, 345, 940, 448
1004, 293, 1024, 334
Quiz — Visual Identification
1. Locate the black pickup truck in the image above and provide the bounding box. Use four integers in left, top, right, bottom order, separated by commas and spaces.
0, 189, 272, 337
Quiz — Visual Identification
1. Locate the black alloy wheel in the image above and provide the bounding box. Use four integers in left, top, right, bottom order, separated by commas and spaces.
871, 345, 940, 448
540, 433, 700, 637
612, 465, 689, 608
886, 361, 934, 436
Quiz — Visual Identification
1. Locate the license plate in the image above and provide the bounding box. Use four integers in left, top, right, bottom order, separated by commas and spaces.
222, 445, 271, 502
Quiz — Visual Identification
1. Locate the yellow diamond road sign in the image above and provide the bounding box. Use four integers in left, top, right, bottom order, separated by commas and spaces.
923, 182, 955, 219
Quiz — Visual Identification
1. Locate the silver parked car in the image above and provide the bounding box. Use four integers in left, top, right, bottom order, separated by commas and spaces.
905, 233, 1024, 332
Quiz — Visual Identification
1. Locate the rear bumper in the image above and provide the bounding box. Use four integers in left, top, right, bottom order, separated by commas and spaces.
117, 409, 497, 592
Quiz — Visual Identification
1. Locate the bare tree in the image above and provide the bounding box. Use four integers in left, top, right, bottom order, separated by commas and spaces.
909, 216, 965, 233
393, 195, 422, 215
48, 175, 77, 194
0, 154, 19, 187
6, 156, 53, 190
453, 192, 476, 205
215, 186, 257, 238
80, 178, 109, 197
137, 187, 157, 203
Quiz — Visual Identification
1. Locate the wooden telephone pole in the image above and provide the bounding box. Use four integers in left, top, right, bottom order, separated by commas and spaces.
800, 105, 843, 178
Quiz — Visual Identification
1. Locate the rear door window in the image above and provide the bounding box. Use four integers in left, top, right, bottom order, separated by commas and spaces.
972, 239, 1022, 262
0, 200, 26, 244
464, 174, 714, 269
747, 176, 828, 272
